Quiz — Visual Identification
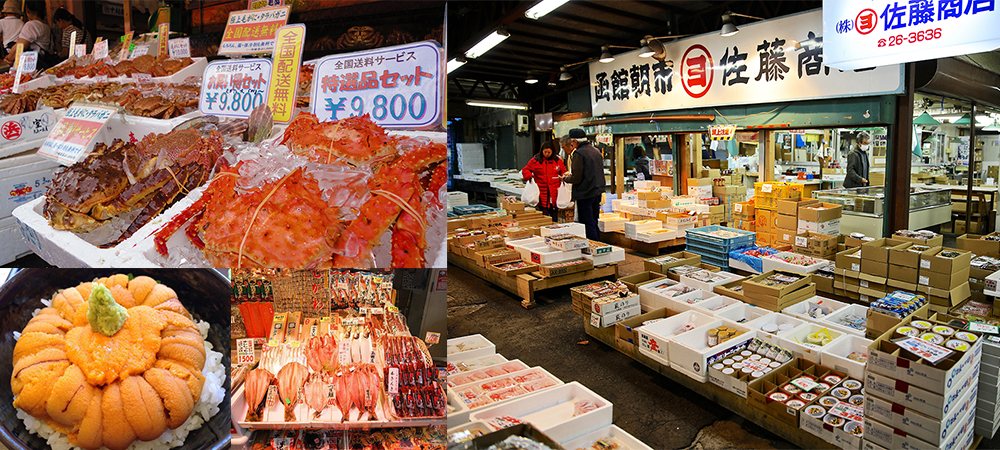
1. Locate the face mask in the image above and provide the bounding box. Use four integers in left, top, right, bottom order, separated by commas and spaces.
860, 144, 870, 151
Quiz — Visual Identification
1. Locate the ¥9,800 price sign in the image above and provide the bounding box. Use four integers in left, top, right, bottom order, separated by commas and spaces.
312, 41, 443, 129
199, 58, 272, 118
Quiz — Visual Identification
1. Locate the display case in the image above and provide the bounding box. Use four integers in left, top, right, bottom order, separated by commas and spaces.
811, 186, 951, 217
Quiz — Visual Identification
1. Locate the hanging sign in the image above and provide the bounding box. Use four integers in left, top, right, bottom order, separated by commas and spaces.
709, 124, 736, 141
267, 24, 305, 123
824, 0, 1000, 70
200, 59, 272, 118
38, 104, 118, 165
219, 6, 291, 55
589, 10, 902, 117
249, 0, 283, 9
595, 133, 613, 145
156, 23, 169, 58
169, 37, 191, 58
311, 40, 443, 129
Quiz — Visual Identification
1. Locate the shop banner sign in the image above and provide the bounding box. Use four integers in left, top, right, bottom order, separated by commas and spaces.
823, 0, 1000, 70
219, 6, 290, 55
249, 0, 283, 9
588, 9, 902, 117
710, 124, 736, 140
38, 104, 117, 165
268, 24, 305, 123
311, 40, 443, 129
200, 59, 272, 118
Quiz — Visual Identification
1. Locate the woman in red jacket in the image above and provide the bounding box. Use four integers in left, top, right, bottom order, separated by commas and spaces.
521, 141, 566, 220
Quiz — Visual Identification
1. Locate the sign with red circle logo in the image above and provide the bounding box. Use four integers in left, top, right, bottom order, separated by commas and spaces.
855, 8, 878, 35
2, 120, 21, 141
681, 44, 714, 99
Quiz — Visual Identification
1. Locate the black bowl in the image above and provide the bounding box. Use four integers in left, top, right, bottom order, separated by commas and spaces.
0, 269, 231, 450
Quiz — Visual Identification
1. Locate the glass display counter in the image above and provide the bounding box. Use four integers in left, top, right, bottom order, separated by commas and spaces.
811, 186, 952, 237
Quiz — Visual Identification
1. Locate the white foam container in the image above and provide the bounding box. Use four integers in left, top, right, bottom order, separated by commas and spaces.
636, 310, 714, 365
447, 360, 529, 388
636, 277, 678, 312
782, 296, 848, 323
447, 353, 508, 375
680, 270, 743, 293
540, 223, 586, 238
714, 303, 769, 324
690, 295, 743, 317
669, 319, 756, 382
150, 56, 208, 83
761, 252, 829, 274
820, 304, 869, 337
469, 382, 613, 443
448, 334, 497, 362
562, 425, 653, 450
0, 215, 31, 264
663, 288, 719, 312
0, 108, 62, 158
584, 246, 625, 265
745, 312, 805, 346
778, 322, 847, 363
820, 334, 872, 379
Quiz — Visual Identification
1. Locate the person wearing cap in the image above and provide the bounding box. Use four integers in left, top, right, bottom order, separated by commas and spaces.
561, 128, 606, 240
0, 0, 23, 57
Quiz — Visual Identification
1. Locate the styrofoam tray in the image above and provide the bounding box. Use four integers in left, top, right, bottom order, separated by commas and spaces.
761, 251, 829, 274
448, 334, 496, 362
562, 425, 653, 450
469, 382, 613, 443
819, 334, 872, 379
820, 303, 869, 337
447, 353, 508, 375
714, 303, 768, 325
448, 360, 529, 387
690, 295, 743, 317
778, 322, 847, 363
782, 296, 848, 323
636, 310, 714, 365
745, 312, 805, 346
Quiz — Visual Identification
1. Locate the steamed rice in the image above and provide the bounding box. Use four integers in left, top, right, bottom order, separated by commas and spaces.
14, 319, 227, 450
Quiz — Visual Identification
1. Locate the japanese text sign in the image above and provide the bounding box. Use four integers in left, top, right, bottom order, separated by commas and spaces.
94, 39, 108, 60
12, 51, 36, 94
68, 31, 76, 59
157, 23, 169, 58
75, 44, 86, 58
38, 104, 118, 165
311, 40, 443, 129
201, 58, 272, 118
120, 32, 133, 62
710, 124, 736, 140
824, 0, 1000, 70
236, 338, 255, 364
130, 45, 149, 59
588, 10, 903, 117
267, 24, 304, 123
219, 6, 290, 55
249, 0, 283, 9
169, 37, 190, 58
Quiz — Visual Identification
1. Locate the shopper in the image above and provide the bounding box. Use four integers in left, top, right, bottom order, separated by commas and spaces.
53, 8, 93, 59
521, 140, 566, 221
0, 0, 23, 58
4, 0, 56, 69
632, 145, 651, 180
562, 128, 606, 240
845, 131, 871, 188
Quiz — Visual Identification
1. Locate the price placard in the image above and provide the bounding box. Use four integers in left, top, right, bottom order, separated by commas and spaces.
387, 367, 400, 394
267, 24, 305, 123
130, 45, 149, 59
311, 40, 443, 129
38, 104, 117, 165
761, 183, 773, 193
133, 73, 152, 84
199, 58, 272, 118
68, 30, 76, 58
219, 6, 290, 55
12, 51, 36, 93
338, 340, 351, 365
425, 332, 440, 345
169, 37, 190, 58
94, 40, 109, 60
75, 44, 86, 58
237, 338, 255, 364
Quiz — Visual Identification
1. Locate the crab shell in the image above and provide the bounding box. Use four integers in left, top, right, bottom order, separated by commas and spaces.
337, 26, 384, 49
280, 113, 397, 166
43, 141, 132, 232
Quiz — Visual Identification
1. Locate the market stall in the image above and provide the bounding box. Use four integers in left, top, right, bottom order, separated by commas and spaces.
231, 268, 446, 449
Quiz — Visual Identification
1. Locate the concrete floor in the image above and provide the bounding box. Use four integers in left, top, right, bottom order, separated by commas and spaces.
447, 248, 797, 450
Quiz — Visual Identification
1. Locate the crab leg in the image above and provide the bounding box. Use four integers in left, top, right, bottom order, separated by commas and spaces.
101, 163, 205, 248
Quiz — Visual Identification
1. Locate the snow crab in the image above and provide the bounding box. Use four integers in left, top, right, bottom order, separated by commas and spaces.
154, 113, 446, 268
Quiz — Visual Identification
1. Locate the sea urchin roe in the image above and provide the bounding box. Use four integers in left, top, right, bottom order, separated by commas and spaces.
66, 305, 166, 386
87, 284, 128, 336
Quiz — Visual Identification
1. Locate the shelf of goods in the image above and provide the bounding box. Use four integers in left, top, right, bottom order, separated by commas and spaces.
447, 334, 654, 450
7, 56, 446, 268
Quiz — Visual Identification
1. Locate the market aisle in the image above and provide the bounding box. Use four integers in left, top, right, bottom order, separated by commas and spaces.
448, 250, 796, 450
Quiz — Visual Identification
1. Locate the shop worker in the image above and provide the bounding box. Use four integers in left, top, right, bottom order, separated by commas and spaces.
562, 128, 606, 240
633, 145, 651, 180
844, 131, 871, 188
521, 140, 566, 221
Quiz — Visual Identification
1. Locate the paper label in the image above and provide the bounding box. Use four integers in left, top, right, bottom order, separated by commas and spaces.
734, 203, 743, 213
219, 6, 291, 55
68, 30, 76, 57
38, 104, 117, 165
388, 367, 400, 394
761, 184, 773, 193
829, 401, 864, 423
919, 275, 929, 285
120, 32, 133, 62
896, 337, 953, 364
168, 37, 190, 58
132, 73, 152, 84
920, 259, 931, 269
199, 58, 272, 118
74, 44, 86, 58
851, 263, 860, 272
157, 23, 169, 58
129, 45, 149, 59
326, 383, 336, 405
338, 340, 351, 364
968, 323, 998, 334
795, 236, 808, 247
94, 39, 109, 60
425, 331, 440, 344
381, 281, 393, 289
236, 338, 255, 364
267, 24, 305, 123
860, 280, 869, 288
266, 384, 278, 407
387, 305, 400, 313
790, 377, 820, 392
12, 51, 36, 93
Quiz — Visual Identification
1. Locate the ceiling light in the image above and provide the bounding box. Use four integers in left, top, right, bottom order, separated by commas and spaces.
953, 113, 973, 125
465, 27, 510, 59
913, 111, 941, 125
984, 121, 1000, 132
720, 13, 738, 37
638, 38, 654, 58
447, 56, 467, 74
525, 73, 539, 84
525, 0, 570, 20
465, 99, 529, 110
559, 66, 572, 81
599, 45, 614, 63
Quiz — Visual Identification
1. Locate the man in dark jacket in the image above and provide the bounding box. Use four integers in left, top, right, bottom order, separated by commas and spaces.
562, 128, 606, 240
844, 131, 871, 189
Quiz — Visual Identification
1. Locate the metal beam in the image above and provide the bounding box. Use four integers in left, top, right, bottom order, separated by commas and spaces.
574, 1, 664, 26
511, 18, 609, 41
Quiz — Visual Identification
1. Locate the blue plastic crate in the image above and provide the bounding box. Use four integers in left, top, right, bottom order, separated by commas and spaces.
685, 239, 731, 260
685, 226, 756, 250
697, 252, 729, 270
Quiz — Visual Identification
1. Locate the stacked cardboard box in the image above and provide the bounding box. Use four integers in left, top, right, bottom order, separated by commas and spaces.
598, 213, 629, 232
857, 239, 902, 303
918, 247, 972, 312
687, 177, 714, 199
885, 242, 925, 295
957, 232, 1000, 258
756, 209, 774, 246
977, 333, 1000, 438
833, 247, 862, 301
713, 185, 748, 224
792, 231, 838, 259
796, 202, 842, 236
753, 181, 803, 211
644, 251, 701, 274
732, 201, 755, 232
773, 198, 818, 247
741, 269, 815, 312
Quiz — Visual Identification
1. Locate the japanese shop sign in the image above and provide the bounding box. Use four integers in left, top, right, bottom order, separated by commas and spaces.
249, 0, 283, 9
38, 104, 118, 165
311, 40, 443, 129
824, 0, 1000, 70
120, 32, 133, 62
200, 58, 272, 118
219, 6, 291, 55
709, 124, 736, 140
169, 37, 190, 58
267, 24, 305, 123
588, 10, 902, 117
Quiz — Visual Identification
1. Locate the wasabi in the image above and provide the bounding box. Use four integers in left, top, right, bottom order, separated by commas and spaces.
87, 283, 128, 336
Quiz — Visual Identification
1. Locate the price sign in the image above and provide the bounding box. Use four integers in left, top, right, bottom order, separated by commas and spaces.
38, 104, 117, 165
169, 37, 190, 58
595, 133, 613, 145
75, 44, 86, 58
199, 59, 272, 118
969, 322, 999, 334
326, 383, 336, 406
157, 23, 169, 58
94, 40, 109, 60
130, 45, 149, 59
760, 183, 773, 193
896, 337, 953, 364
133, 73, 152, 84
11, 43, 21, 73
12, 51, 36, 94
267, 24, 305, 123
120, 32, 133, 62
249, 0, 284, 9
68, 31, 76, 58
237, 338, 255, 364
381, 281, 393, 289
387, 305, 399, 313
387, 367, 400, 394
219, 6, 290, 55
311, 40, 443, 129
266, 384, 278, 407
425, 332, 440, 345
338, 340, 351, 365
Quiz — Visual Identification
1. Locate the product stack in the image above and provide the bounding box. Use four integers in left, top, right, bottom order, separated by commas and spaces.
919, 247, 973, 314
978, 333, 1000, 438
732, 199, 757, 232
773, 197, 818, 248
857, 238, 901, 303
741, 270, 816, 312
712, 181, 749, 225
796, 202, 843, 237
753, 181, 804, 247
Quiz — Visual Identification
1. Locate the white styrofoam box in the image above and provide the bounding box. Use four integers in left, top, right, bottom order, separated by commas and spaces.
448, 360, 529, 388
506, 236, 545, 247
637, 277, 678, 311
985, 270, 1000, 296
714, 303, 768, 325
688, 184, 713, 199
866, 386, 978, 447
584, 246, 625, 266
591, 303, 641, 328
669, 320, 756, 382
598, 217, 628, 232
0, 216, 30, 265
761, 252, 829, 274
820, 334, 872, 379
797, 218, 841, 236
447, 191, 469, 209
680, 270, 743, 293
527, 247, 583, 265
448, 334, 496, 362
821, 304, 869, 337
728, 257, 760, 275
544, 235, 590, 251
634, 180, 660, 190
446, 388, 472, 427
562, 424, 653, 450
447, 353, 508, 375
662, 288, 717, 312
782, 296, 848, 323
1, 151, 60, 218
514, 241, 550, 262
686, 203, 710, 214
636, 310, 714, 365
868, 331, 983, 396
865, 364, 980, 420
635, 229, 676, 243
446, 420, 492, 440
690, 295, 742, 317
469, 382, 613, 443
778, 322, 847, 363
624, 219, 661, 237
592, 294, 639, 315
0, 108, 62, 158
540, 222, 586, 238
745, 312, 805, 346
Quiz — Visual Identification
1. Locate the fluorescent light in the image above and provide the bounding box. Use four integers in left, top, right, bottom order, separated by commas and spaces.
525, 0, 569, 19
466, 99, 529, 110
525, 74, 539, 84
447, 57, 467, 74
599, 45, 614, 63
465, 28, 510, 59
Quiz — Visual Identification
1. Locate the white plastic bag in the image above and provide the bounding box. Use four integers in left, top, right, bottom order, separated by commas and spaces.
522, 179, 540, 206
557, 181, 574, 209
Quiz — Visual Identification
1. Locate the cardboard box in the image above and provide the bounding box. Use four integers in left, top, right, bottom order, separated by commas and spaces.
615, 307, 681, 346
637, 190, 661, 200
774, 227, 797, 246
775, 214, 797, 231
502, 200, 526, 212
539, 258, 594, 277
733, 201, 755, 216
861, 238, 906, 263
864, 384, 978, 444
756, 232, 774, 246
793, 231, 838, 257
501, 227, 534, 240
892, 233, 944, 247
867, 318, 982, 394
925, 282, 971, 307
644, 251, 701, 273
861, 259, 889, 278
475, 248, 521, 267
888, 242, 928, 268
889, 264, 919, 284
865, 303, 929, 340
491, 261, 539, 276
744, 283, 816, 312
919, 247, 972, 275
918, 267, 969, 291
864, 364, 981, 420
836, 247, 863, 271
797, 202, 842, 223
688, 177, 714, 186
796, 218, 842, 236
756, 210, 774, 232
777, 197, 818, 216
742, 270, 812, 298
956, 233, 1000, 258
619, 271, 669, 293
591, 303, 641, 328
